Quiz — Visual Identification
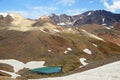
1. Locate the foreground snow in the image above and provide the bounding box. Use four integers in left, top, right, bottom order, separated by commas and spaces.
0, 70, 20, 78
25, 61, 45, 69
0, 59, 45, 78
0, 59, 25, 72
0, 59, 45, 72
29, 61, 120, 80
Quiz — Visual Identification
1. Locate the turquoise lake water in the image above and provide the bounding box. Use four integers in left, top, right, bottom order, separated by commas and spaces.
30, 66, 62, 74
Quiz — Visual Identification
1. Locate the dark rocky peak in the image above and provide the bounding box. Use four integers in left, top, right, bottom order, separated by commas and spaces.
4, 14, 14, 22
59, 14, 73, 22
81, 10, 114, 17
49, 13, 74, 26
0, 14, 14, 27
49, 13, 59, 23
59, 14, 69, 18
73, 10, 120, 26
0, 15, 4, 19
93, 10, 112, 15
49, 10, 120, 27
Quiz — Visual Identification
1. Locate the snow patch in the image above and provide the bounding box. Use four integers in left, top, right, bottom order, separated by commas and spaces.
64, 50, 68, 54
88, 12, 92, 16
80, 17, 83, 19
67, 48, 72, 51
92, 43, 98, 47
110, 26, 114, 28
48, 50, 52, 52
102, 23, 107, 26
105, 27, 111, 29
25, 61, 45, 69
0, 59, 45, 72
80, 58, 88, 66
67, 22, 72, 25
102, 18, 105, 23
54, 29, 60, 33
64, 47, 72, 54
83, 48, 92, 55
0, 70, 20, 78
57, 22, 66, 26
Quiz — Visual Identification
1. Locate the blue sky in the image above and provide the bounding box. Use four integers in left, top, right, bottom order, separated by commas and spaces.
0, 0, 120, 19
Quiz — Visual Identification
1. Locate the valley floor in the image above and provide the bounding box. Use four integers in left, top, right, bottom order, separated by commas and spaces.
29, 60, 120, 80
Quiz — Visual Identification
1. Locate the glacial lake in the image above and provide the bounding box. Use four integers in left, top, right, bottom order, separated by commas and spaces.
30, 66, 62, 74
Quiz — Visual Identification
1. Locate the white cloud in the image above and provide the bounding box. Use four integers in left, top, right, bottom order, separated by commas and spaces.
6, 11, 45, 19
9, 6, 57, 19
8, 10, 29, 17
57, 0, 76, 6
101, 0, 120, 12
66, 8, 88, 15
32, 6, 57, 11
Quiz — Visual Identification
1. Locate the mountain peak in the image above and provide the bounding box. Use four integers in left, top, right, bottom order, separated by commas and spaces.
50, 10, 120, 27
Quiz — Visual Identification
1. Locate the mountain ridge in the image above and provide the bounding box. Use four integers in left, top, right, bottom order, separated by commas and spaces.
49, 10, 120, 27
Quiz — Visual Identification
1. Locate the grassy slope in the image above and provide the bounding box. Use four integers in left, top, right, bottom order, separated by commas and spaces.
0, 29, 120, 79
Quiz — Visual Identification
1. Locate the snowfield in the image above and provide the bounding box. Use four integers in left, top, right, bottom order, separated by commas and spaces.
0, 59, 120, 79
0, 59, 25, 72
0, 59, 45, 72
25, 61, 45, 69
0, 70, 20, 78
0, 59, 45, 78
29, 61, 120, 80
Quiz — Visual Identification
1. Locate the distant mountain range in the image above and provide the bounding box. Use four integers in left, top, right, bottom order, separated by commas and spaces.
0, 10, 120, 27
49, 10, 120, 27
